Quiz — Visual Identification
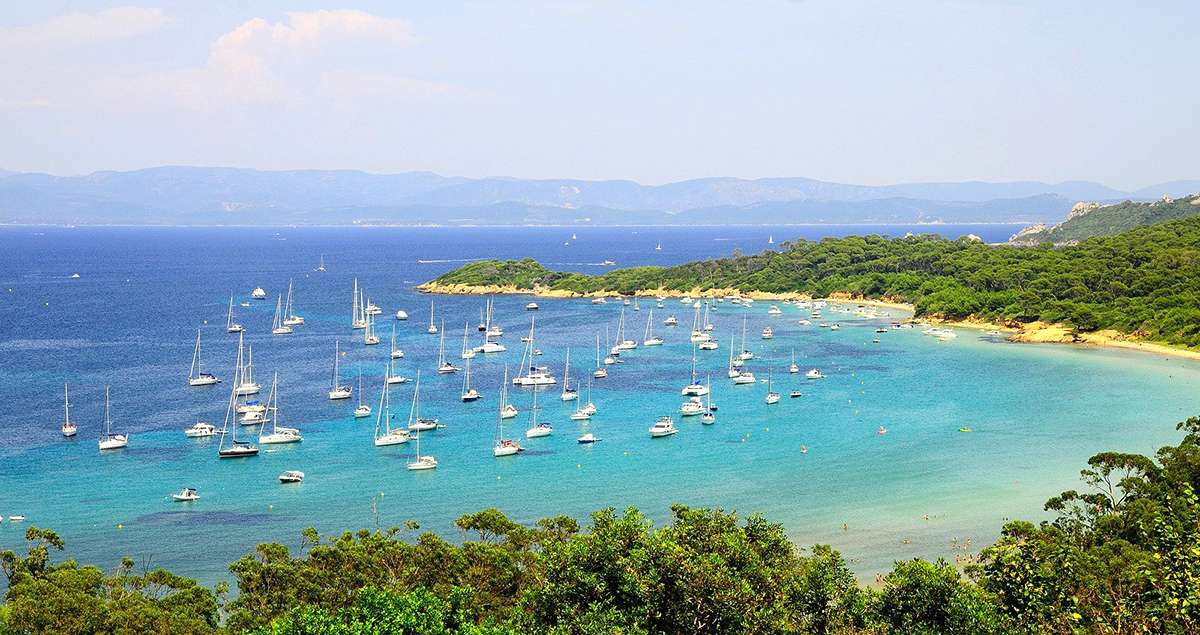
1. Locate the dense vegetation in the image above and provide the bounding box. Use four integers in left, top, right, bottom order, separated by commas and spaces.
430, 214, 1200, 347
1011, 194, 1200, 245
3, 416, 1200, 633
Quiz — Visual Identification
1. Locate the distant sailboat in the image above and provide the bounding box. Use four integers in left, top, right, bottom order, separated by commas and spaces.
390, 322, 404, 359
363, 311, 380, 345
765, 367, 781, 404
643, 309, 663, 346
493, 368, 523, 457
351, 278, 367, 330
461, 354, 480, 402
373, 375, 410, 447
271, 295, 293, 335
513, 316, 556, 386
681, 343, 708, 395
427, 301, 438, 334
233, 334, 260, 395
354, 370, 371, 418
97, 386, 128, 450
218, 345, 257, 458
61, 383, 77, 437
282, 279, 304, 325
592, 333, 608, 378
406, 371, 440, 432
226, 296, 244, 333
259, 372, 302, 444
328, 340, 353, 399
188, 329, 221, 386
437, 321, 459, 374
524, 383, 552, 438
560, 348, 578, 401
316, 254, 326, 272
460, 322, 476, 359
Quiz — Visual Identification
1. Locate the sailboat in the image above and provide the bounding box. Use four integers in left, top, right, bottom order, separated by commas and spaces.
789, 349, 800, 374
765, 366, 781, 404
570, 378, 594, 420
351, 278, 367, 329
689, 303, 709, 342
316, 254, 326, 272
437, 321, 459, 374
493, 368, 523, 456
283, 279, 304, 326
513, 316, 556, 386
643, 309, 664, 346
61, 384, 77, 437
259, 373, 302, 444
768, 234, 774, 245
390, 323, 404, 359
373, 376, 410, 447
681, 343, 708, 395
234, 334, 261, 395
461, 354, 480, 401
592, 334, 608, 378
386, 356, 408, 385
226, 296, 244, 333
363, 311, 380, 345
407, 421, 438, 471
738, 317, 754, 360
615, 308, 637, 350
271, 295, 293, 335
328, 340, 352, 399
702, 302, 715, 332
727, 331, 741, 378
701, 376, 716, 424
97, 386, 128, 450
460, 322, 476, 359
406, 371, 441, 432
655, 242, 662, 251
499, 366, 519, 419
524, 384, 552, 438
188, 329, 221, 386
427, 301, 438, 334
560, 348, 578, 401
474, 299, 507, 353
218, 347, 257, 458
354, 370, 371, 418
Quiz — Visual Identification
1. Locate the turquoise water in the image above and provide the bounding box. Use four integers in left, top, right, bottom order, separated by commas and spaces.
0, 225, 1196, 586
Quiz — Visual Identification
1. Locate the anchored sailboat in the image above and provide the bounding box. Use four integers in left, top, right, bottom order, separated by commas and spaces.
427, 300, 438, 334
592, 334, 608, 378
373, 375, 410, 447
437, 320, 459, 374
271, 295, 293, 335
218, 346, 257, 458
97, 386, 128, 450
259, 373, 302, 444
328, 340, 352, 399
390, 322, 404, 359
681, 343, 709, 395
560, 348, 578, 401
283, 279, 304, 326
351, 278, 367, 330
524, 383, 552, 438
493, 367, 523, 456
233, 333, 260, 395
461, 354, 480, 402
354, 370, 371, 418
226, 295, 244, 333
61, 383, 77, 437
188, 329, 220, 386
406, 371, 441, 432
643, 309, 663, 346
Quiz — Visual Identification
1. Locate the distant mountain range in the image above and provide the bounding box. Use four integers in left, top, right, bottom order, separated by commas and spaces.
0, 166, 1196, 226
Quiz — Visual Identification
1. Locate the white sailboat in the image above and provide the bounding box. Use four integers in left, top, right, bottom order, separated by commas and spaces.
316, 254, 326, 272
354, 370, 371, 418
226, 295, 244, 333
727, 331, 741, 378
460, 322, 476, 359
61, 383, 77, 437
765, 367, 781, 404
493, 368, 523, 456
351, 278, 367, 329
738, 317, 754, 360
689, 303, 710, 343
188, 329, 221, 386
218, 348, 257, 458
560, 348, 578, 401
427, 300, 438, 334
592, 334, 608, 378
615, 307, 637, 350
259, 373, 303, 444
386, 356, 408, 385
437, 321, 459, 374
271, 295, 293, 335
328, 340, 353, 399
499, 366, 519, 419
363, 311, 380, 345
524, 383, 552, 438
513, 316, 556, 386
701, 376, 716, 424
373, 375, 410, 447
407, 423, 438, 470
406, 371, 441, 432
233, 333, 260, 395
97, 386, 129, 450
283, 279, 304, 326
681, 343, 709, 395
789, 349, 800, 374
643, 309, 664, 346
390, 322, 404, 359
461, 354, 480, 401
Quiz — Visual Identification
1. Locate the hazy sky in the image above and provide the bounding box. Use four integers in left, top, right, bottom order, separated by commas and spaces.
0, 1, 1195, 189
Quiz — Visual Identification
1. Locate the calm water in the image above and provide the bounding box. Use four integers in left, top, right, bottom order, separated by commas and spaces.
1, 224, 1196, 586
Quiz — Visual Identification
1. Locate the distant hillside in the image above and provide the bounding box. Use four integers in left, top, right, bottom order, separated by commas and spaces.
0, 165, 1189, 226
1010, 194, 1200, 245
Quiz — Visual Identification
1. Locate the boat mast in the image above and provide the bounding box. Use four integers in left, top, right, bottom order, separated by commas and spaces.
190, 329, 202, 380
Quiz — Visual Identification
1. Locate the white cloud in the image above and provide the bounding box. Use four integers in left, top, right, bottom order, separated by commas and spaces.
0, 7, 167, 50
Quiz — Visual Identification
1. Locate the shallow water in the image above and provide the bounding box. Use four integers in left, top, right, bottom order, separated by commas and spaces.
0, 224, 1195, 585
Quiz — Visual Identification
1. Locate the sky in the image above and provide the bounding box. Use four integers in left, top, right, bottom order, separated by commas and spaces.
0, 1, 1196, 189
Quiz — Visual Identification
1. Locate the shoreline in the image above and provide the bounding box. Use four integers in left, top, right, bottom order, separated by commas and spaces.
418, 282, 1200, 363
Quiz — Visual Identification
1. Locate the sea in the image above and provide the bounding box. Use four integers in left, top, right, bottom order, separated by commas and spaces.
1, 223, 1198, 587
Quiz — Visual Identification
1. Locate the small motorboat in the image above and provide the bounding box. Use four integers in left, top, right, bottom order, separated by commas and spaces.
649, 416, 678, 437
877, 426, 888, 435
251, 287, 267, 299
278, 470, 305, 483
761, 327, 774, 339
8, 515, 26, 522
663, 315, 678, 326
959, 426, 973, 433
525, 302, 539, 311
789, 390, 803, 398
172, 487, 200, 502
800, 445, 809, 455
395, 310, 409, 320
577, 432, 599, 444
701, 411, 715, 424
806, 368, 824, 380
184, 421, 217, 438
830, 324, 841, 331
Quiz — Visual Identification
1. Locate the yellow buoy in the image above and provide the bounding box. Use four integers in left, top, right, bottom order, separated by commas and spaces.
116, 524, 123, 529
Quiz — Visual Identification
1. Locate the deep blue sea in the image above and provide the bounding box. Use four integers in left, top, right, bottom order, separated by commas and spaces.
1, 223, 1198, 587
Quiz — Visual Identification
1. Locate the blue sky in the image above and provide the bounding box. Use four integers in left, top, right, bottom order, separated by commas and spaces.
0, 1, 1195, 189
